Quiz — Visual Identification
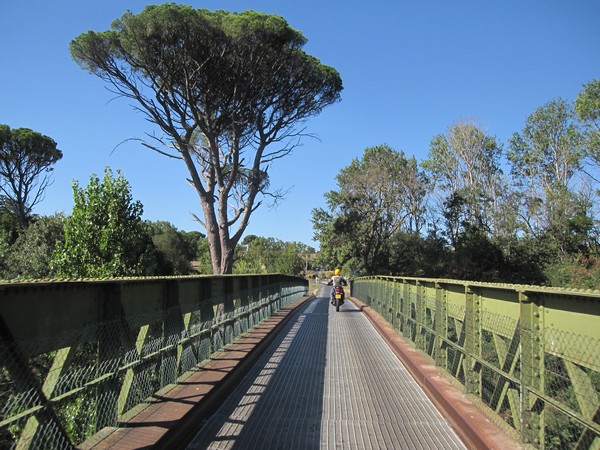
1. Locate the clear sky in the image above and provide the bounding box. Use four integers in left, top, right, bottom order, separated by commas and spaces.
1, 1, 599, 248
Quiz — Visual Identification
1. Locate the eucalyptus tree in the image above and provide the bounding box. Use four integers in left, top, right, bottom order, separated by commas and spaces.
422, 121, 503, 244
0, 125, 62, 228
574, 80, 600, 252
508, 98, 585, 239
70, 4, 342, 274
575, 79, 600, 171
313, 144, 428, 275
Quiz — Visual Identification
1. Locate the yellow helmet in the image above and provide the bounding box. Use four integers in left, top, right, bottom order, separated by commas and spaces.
334, 268, 341, 275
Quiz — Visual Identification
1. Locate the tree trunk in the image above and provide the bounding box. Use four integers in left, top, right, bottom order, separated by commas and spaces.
202, 196, 240, 275
208, 239, 222, 274
220, 246, 235, 275
202, 200, 225, 274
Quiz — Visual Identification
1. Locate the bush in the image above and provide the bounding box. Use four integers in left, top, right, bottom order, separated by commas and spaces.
5, 214, 64, 279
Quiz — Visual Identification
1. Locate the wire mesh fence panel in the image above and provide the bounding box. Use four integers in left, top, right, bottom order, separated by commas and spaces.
352, 276, 600, 450
0, 275, 308, 449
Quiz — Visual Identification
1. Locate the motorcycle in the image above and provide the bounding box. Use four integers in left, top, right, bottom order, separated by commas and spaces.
332, 286, 345, 312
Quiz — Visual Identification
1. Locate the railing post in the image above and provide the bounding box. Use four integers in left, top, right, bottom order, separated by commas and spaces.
223, 277, 235, 345
519, 291, 545, 448
434, 282, 448, 368
175, 280, 195, 374
162, 280, 182, 385
235, 276, 249, 335
199, 278, 215, 361
374, 278, 380, 313
392, 280, 399, 331
384, 279, 391, 323
97, 282, 123, 430
379, 278, 385, 313
116, 283, 153, 419
464, 285, 482, 397
199, 278, 214, 322
415, 281, 426, 351
401, 280, 410, 337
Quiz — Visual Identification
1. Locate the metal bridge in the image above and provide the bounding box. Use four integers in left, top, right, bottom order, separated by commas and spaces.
0, 275, 598, 449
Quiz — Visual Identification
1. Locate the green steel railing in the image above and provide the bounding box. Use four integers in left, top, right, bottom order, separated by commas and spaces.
352, 276, 600, 450
0, 275, 308, 449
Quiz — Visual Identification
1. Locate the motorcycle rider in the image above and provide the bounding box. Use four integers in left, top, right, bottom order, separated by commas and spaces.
327, 268, 348, 305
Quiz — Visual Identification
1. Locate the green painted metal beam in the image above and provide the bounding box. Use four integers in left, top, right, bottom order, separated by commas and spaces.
352, 276, 600, 450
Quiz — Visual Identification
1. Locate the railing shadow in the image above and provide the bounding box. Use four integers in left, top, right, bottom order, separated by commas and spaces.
187, 296, 330, 449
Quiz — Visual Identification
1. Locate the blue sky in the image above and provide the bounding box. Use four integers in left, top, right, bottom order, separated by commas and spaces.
1, 1, 599, 248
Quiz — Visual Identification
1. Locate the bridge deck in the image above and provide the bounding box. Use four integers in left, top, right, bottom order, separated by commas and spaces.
187, 286, 466, 449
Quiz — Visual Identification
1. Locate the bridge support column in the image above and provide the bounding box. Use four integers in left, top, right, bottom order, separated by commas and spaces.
97, 283, 124, 429
401, 281, 410, 337
162, 280, 183, 386
519, 291, 545, 448
434, 282, 448, 369
415, 281, 426, 351
234, 276, 249, 335
392, 282, 400, 332
465, 286, 482, 398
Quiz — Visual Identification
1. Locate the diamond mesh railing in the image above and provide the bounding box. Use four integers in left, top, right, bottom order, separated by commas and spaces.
352, 277, 600, 450
0, 274, 308, 449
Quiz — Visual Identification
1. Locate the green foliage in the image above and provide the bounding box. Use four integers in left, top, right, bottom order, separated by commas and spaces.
543, 355, 587, 449
234, 235, 307, 276
195, 237, 213, 274
315, 82, 600, 288
0, 229, 10, 278
0, 197, 20, 245
423, 122, 502, 193
315, 144, 428, 275
181, 230, 205, 261
508, 99, 585, 243
575, 79, 600, 163
545, 254, 600, 289
544, 187, 594, 257
52, 168, 157, 278
422, 121, 503, 236
0, 125, 62, 228
495, 235, 552, 285
575, 79, 600, 124
312, 206, 368, 272
311, 207, 355, 270
145, 221, 195, 275
4, 214, 64, 279
453, 224, 505, 281
388, 231, 449, 278
508, 98, 583, 186
57, 392, 97, 445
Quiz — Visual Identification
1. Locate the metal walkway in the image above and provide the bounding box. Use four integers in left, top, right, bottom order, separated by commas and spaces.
186, 287, 466, 449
